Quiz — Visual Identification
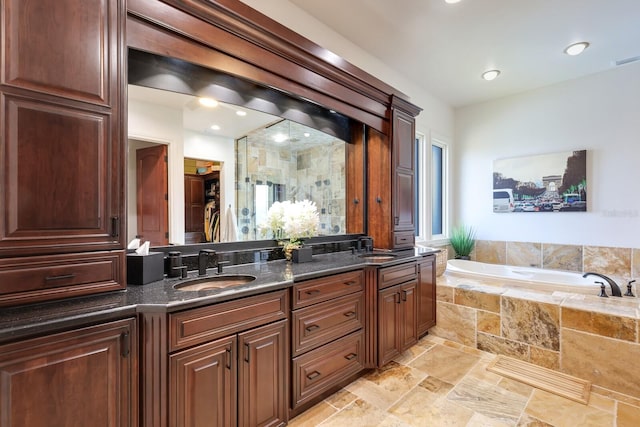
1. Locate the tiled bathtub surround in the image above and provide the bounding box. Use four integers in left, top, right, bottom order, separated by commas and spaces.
471, 240, 640, 285
434, 274, 640, 400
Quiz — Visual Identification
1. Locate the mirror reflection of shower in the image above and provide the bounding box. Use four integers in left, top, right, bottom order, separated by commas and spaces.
236, 120, 346, 241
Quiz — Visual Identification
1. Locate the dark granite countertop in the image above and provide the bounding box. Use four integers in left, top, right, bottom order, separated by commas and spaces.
0, 247, 438, 344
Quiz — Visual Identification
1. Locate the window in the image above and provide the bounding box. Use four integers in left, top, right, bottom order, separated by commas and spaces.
415, 132, 448, 243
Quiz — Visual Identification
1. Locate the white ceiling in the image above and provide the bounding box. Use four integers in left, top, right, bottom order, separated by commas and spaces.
288, 0, 640, 107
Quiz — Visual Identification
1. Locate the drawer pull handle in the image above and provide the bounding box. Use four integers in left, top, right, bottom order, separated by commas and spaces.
401, 290, 408, 301
343, 311, 356, 318
306, 371, 321, 380
305, 289, 320, 295
396, 293, 401, 304
344, 353, 357, 361
344, 281, 357, 286
244, 343, 250, 363
45, 274, 76, 282
305, 324, 320, 332
225, 347, 232, 369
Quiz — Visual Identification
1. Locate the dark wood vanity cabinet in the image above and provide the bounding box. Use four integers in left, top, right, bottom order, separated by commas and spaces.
144, 290, 288, 427
290, 270, 366, 415
170, 320, 287, 427
0, 318, 137, 427
377, 261, 419, 366
0, 0, 126, 306
417, 255, 437, 336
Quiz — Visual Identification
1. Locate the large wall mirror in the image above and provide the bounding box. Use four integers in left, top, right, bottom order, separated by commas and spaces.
127, 50, 353, 246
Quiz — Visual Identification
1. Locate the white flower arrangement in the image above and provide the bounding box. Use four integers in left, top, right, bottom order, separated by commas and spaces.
258, 199, 320, 257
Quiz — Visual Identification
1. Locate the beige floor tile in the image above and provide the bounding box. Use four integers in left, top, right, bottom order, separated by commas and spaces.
418, 375, 454, 397
288, 401, 337, 426
616, 402, 640, 427
409, 344, 481, 383
525, 389, 614, 427
344, 364, 427, 411
318, 399, 396, 427
392, 344, 430, 365
516, 413, 554, 426
448, 377, 529, 425
586, 392, 616, 413
465, 358, 504, 385
467, 412, 516, 427
497, 377, 535, 398
324, 388, 358, 410
390, 387, 474, 426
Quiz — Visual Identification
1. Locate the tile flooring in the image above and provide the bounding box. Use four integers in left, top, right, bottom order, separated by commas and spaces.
288, 335, 640, 426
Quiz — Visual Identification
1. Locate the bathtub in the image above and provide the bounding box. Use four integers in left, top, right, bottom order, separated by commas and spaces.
445, 259, 603, 296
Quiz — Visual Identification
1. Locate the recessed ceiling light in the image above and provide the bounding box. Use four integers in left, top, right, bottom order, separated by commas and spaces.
236, 110, 247, 117
199, 97, 219, 108
481, 69, 500, 81
210, 124, 220, 130
445, 0, 461, 3
564, 42, 589, 56
303, 132, 310, 138
273, 133, 288, 143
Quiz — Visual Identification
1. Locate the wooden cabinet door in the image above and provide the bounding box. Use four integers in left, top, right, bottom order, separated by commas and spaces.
170, 335, 237, 427
392, 109, 416, 236
0, 0, 125, 257
418, 256, 436, 336
238, 320, 287, 427
378, 286, 400, 367
0, 318, 136, 427
184, 175, 205, 233
399, 280, 418, 352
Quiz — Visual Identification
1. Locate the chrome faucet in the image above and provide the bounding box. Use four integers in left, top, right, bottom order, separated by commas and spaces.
583, 272, 622, 297
198, 249, 217, 276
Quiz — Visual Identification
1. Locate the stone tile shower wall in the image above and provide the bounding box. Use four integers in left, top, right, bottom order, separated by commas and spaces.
472, 240, 640, 285
235, 136, 345, 240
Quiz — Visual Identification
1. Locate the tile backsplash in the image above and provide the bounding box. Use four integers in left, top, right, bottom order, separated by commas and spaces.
469, 240, 640, 284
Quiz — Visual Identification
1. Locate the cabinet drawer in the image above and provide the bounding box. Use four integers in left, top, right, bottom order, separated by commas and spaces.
293, 270, 363, 308
292, 330, 364, 409
169, 290, 288, 351
292, 292, 364, 357
378, 261, 417, 290
0, 251, 125, 306
394, 231, 415, 248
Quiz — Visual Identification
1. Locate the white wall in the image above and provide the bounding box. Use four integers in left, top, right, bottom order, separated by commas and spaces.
128, 100, 184, 244
238, 0, 455, 142
128, 100, 236, 244
455, 62, 640, 247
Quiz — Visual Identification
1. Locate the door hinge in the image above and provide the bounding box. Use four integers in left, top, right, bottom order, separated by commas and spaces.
165, 232, 169, 238
164, 155, 168, 162
164, 193, 168, 201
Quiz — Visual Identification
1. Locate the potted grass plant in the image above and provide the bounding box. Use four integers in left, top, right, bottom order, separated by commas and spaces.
449, 225, 476, 260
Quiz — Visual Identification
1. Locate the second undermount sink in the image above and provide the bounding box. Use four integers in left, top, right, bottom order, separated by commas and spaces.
358, 253, 398, 262
173, 275, 257, 291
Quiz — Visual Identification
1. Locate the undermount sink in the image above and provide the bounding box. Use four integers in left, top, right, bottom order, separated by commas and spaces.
358, 253, 397, 262
173, 275, 257, 291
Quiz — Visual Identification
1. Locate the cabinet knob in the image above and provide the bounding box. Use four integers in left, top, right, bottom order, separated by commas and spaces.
353, 198, 359, 204
376, 196, 382, 203
343, 311, 356, 318
344, 353, 357, 361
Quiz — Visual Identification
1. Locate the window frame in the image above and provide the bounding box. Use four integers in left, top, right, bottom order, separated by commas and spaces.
415, 131, 449, 244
